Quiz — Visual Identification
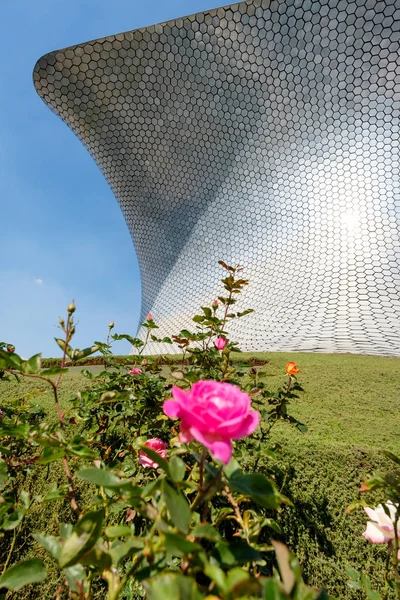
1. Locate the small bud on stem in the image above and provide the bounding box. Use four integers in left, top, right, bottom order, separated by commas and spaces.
67, 301, 76, 315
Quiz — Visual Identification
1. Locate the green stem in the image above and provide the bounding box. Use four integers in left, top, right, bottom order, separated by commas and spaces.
2, 526, 18, 575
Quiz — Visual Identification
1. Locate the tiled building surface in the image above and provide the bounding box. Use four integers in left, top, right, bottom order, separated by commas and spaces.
34, 0, 400, 355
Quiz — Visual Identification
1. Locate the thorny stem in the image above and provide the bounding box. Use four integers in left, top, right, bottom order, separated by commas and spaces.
223, 485, 250, 544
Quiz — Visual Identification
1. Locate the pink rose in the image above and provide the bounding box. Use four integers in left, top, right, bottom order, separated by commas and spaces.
146, 313, 153, 321
212, 299, 218, 308
214, 337, 227, 351
130, 367, 142, 375
163, 380, 260, 464
141, 359, 147, 365
138, 438, 168, 469
363, 501, 400, 558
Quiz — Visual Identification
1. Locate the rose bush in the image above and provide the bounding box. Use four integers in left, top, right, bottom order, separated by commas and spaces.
0, 261, 329, 600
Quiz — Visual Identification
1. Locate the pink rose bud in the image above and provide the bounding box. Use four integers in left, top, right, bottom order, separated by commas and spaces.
141, 359, 147, 365
163, 380, 260, 465
212, 299, 218, 308
138, 438, 168, 469
214, 337, 227, 350
129, 367, 142, 375
146, 313, 153, 321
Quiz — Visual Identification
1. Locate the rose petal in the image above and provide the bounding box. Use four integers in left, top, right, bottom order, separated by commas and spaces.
207, 440, 233, 464
163, 399, 181, 419
363, 521, 394, 544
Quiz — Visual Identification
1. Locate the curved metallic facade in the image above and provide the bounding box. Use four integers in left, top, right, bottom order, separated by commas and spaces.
34, 0, 400, 355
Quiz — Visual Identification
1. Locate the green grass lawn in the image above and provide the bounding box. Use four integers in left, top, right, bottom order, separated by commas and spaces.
0, 351, 399, 599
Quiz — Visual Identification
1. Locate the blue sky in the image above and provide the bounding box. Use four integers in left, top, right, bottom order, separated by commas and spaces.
0, 0, 226, 357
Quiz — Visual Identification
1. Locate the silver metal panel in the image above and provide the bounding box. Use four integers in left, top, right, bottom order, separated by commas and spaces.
34, 0, 400, 355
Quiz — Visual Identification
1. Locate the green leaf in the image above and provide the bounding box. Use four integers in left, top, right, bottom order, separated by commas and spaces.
112, 333, 144, 349
72, 346, 99, 361
0, 460, 9, 485
213, 541, 261, 567
236, 309, 255, 317
0, 349, 22, 370
192, 315, 205, 323
109, 538, 144, 566
3, 509, 24, 531
41, 366, 69, 376
80, 545, 112, 570
43, 484, 69, 502
229, 472, 282, 509
272, 540, 295, 594
204, 565, 227, 592
169, 456, 186, 482
144, 574, 202, 600
262, 579, 282, 599
54, 338, 74, 358
162, 480, 191, 533
366, 590, 381, 600
20, 353, 42, 374
163, 532, 202, 556
59, 509, 104, 568
39, 447, 66, 465
68, 444, 97, 459
105, 525, 133, 538
77, 468, 122, 488
226, 567, 251, 592
64, 564, 87, 594
192, 523, 220, 541
33, 533, 61, 560
344, 565, 360, 582
0, 559, 46, 591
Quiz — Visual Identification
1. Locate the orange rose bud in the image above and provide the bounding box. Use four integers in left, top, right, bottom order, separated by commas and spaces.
286, 362, 300, 376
